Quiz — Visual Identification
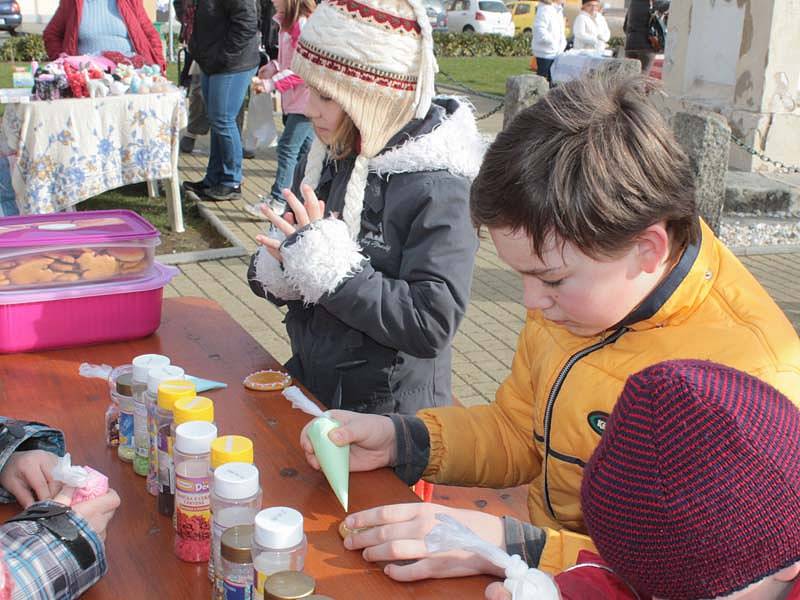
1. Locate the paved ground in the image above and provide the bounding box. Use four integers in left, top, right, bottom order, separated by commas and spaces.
165, 110, 800, 407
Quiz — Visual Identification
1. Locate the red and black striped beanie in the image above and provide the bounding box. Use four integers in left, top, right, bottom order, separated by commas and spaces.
581, 360, 800, 600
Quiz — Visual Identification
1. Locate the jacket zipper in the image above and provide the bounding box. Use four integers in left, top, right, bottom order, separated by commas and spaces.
542, 326, 629, 520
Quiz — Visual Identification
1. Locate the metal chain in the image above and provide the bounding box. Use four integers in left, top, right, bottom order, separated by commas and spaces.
435, 70, 504, 121
730, 133, 800, 174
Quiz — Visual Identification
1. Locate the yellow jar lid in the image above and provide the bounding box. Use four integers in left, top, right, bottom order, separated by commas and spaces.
211, 435, 254, 469
173, 396, 214, 425
157, 379, 196, 410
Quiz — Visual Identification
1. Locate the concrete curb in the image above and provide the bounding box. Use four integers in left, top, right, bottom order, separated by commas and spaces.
156, 202, 247, 264
731, 243, 800, 256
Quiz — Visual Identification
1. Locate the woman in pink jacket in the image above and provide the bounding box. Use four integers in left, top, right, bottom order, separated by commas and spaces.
43, 0, 165, 72
251, 0, 316, 215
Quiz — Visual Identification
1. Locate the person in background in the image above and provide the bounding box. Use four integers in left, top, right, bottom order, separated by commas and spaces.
183, 0, 260, 201
248, 0, 316, 216
532, 0, 566, 83
174, 0, 246, 157
572, 0, 610, 51
0, 417, 120, 600
624, 0, 669, 74
43, 0, 165, 72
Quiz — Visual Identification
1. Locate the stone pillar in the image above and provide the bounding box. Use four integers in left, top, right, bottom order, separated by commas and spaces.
727, 0, 800, 172
671, 111, 732, 234
503, 74, 549, 129
663, 0, 800, 174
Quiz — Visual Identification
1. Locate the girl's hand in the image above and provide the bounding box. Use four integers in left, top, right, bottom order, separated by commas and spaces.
255, 185, 325, 263
342, 503, 506, 582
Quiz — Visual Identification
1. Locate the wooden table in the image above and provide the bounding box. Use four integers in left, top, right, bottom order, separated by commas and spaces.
0, 296, 499, 598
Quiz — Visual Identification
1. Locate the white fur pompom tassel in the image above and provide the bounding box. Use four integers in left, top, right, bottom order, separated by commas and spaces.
342, 155, 370, 240
282, 219, 365, 304
302, 136, 327, 191
251, 235, 301, 301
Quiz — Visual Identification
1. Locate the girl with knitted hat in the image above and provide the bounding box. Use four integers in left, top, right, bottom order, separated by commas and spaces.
247, 0, 484, 414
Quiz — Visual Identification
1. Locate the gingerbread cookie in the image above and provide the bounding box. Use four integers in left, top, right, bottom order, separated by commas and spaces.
8, 257, 57, 285
243, 370, 292, 391
108, 247, 146, 263
78, 252, 118, 281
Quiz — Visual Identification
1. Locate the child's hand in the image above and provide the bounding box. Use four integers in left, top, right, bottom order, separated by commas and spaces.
0, 450, 61, 508
342, 503, 506, 581
299, 410, 396, 473
255, 184, 326, 263
54, 487, 121, 543
485, 582, 512, 600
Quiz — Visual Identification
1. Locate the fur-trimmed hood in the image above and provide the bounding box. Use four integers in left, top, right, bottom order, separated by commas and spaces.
369, 97, 487, 180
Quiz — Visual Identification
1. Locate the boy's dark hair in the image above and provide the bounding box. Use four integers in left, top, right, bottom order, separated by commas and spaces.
471, 73, 699, 261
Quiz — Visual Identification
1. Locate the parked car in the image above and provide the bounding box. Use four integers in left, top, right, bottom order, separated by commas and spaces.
446, 0, 514, 36
425, 0, 448, 32
506, 0, 536, 36
0, 0, 21, 35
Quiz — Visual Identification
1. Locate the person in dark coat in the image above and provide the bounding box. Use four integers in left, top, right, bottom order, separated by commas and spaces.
183, 0, 260, 201
247, 0, 483, 415
624, 0, 669, 74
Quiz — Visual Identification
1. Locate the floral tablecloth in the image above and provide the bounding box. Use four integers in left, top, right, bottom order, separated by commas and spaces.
2, 91, 187, 215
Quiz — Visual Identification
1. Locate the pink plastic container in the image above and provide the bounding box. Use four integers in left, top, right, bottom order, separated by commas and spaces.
0, 263, 178, 353
0, 209, 160, 290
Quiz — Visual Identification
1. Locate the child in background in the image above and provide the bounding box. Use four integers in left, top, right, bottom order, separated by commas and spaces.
247, 0, 316, 217
298, 72, 800, 583
247, 0, 483, 414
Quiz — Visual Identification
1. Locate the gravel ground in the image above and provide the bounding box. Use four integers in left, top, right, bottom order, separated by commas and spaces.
720, 213, 800, 248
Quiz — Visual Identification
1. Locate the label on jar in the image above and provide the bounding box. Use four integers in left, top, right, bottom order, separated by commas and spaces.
157, 425, 174, 492
224, 579, 252, 600
175, 474, 211, 562
253, 571, 267, 600
118, 410, 133, 447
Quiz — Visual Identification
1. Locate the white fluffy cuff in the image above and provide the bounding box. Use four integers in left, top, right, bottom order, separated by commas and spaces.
281, 219, 365, 304
252, 245, 301, 301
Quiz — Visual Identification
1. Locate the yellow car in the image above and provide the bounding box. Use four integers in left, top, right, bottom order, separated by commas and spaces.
506, 0, 581, 37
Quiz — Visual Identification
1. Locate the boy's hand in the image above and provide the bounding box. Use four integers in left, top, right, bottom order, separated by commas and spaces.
342, 503, 506, 581
299, 410, 396, 473
485, 582, 512, 600
0, 450, 61, 508
54, 487, 121, 543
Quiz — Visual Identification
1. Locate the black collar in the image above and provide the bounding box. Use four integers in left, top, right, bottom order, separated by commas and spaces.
618, 230, 702, 328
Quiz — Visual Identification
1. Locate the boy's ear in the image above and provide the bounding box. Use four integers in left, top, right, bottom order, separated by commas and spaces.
634, 223, 671, 274
773, 561, 800, 583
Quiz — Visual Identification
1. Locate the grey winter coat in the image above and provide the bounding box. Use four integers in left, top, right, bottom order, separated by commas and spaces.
248, 98, 483, 414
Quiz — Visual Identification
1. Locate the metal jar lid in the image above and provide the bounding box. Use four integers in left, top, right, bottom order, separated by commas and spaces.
221, 525, 254, 564
264, 571, 315, 599
115, 373, 133, 397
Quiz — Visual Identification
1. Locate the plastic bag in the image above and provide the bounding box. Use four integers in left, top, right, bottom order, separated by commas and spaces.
78, 363, 114, 380
283, 386, 326, 418
425, 514, 560, 600
242, 91, 278, 152
52, 453, 109, 504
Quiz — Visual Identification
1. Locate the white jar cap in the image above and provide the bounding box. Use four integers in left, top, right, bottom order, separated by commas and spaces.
132, 354, 170, 382
214, 462, 260, 500
147, 365, 186, 394
174, 421, 218, 455
254, 507, 304, 549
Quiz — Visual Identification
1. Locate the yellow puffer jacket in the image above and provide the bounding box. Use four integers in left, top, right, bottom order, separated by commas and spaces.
418, 221, 800, 573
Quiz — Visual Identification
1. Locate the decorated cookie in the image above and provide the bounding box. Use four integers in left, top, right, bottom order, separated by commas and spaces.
243, 370, 292, 391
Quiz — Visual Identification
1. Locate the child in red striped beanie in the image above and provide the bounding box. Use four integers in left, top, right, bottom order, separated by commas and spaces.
575, 359, 800, 600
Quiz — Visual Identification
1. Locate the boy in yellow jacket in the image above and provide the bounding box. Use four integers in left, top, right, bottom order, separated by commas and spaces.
298, 73, 800, 582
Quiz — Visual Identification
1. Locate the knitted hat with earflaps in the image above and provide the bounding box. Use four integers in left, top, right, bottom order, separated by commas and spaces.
581, 360, 800, 600
291, 0, 438, 239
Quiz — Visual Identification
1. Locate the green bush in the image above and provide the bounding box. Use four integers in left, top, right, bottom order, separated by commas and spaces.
0, 34, 48, 62
608, 35, 625, 50
433, 32, 531, 58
